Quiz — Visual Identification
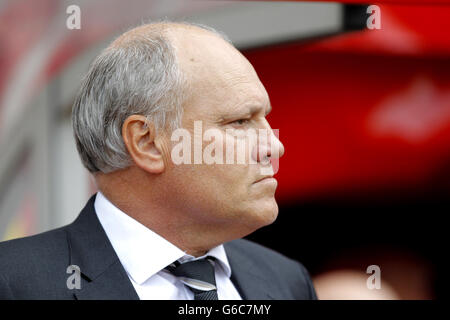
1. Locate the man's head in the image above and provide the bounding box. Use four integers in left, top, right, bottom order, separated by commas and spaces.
72, 22, 284, 255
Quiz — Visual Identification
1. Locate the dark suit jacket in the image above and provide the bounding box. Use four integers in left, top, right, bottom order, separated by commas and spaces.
0, 194, 317, 300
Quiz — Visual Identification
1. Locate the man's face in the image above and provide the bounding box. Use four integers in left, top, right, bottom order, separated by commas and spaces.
161, 29, 284, 237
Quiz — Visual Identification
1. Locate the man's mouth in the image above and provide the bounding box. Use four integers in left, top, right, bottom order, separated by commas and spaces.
254, 175, 276, 184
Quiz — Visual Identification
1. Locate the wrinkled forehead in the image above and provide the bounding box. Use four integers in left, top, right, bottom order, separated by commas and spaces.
167, 26, 269, 115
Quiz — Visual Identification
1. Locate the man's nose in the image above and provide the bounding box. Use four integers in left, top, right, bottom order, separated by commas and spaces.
269, 128, 285, 160
254, 122, 285, 163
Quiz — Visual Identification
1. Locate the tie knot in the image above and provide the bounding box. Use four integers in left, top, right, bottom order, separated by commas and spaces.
165, 257, 218, 300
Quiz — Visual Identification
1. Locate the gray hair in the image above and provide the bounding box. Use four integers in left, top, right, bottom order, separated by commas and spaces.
72, 21, 230, 173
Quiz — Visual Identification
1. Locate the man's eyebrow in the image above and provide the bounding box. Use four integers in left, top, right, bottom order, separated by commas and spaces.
246, 103, 271, 116
219, 102, 272, 122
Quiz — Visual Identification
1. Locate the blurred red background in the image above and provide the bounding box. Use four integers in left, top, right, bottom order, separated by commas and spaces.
242, 2, 450, 203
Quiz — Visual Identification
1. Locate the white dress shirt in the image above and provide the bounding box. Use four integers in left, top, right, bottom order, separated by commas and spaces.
94, 192, 242, 300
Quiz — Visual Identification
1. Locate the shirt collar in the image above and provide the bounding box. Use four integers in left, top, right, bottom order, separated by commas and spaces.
94, 192, 232, 285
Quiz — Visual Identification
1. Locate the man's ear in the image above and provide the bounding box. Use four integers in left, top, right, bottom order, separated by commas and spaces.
122, 115, 165, 174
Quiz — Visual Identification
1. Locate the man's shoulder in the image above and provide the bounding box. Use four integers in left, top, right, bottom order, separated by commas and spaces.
225, 239, 312, 282
224, 238, 317, 299
0, 225, 68, 251
0, 226, 70, 275
225, 238, 301, 267
0, 225, 75, 299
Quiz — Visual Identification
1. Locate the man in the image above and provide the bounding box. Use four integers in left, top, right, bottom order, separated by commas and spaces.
0, 22, 317, 300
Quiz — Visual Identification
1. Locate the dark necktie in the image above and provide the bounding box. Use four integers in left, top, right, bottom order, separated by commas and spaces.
166, 258, 219, 300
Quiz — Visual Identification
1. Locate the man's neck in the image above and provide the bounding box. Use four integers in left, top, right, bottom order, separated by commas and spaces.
94, 171, 249, 257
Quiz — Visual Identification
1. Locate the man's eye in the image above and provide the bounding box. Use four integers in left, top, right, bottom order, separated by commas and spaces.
231, 119, 250, 126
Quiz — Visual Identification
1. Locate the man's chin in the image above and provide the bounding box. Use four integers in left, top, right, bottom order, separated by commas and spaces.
262, 202, 279, 226
247, 198, 279, 229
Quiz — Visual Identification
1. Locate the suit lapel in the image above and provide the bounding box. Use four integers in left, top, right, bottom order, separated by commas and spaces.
224, 242, 276, 300
66, 194, 139, 300
74, 259, 139, 300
